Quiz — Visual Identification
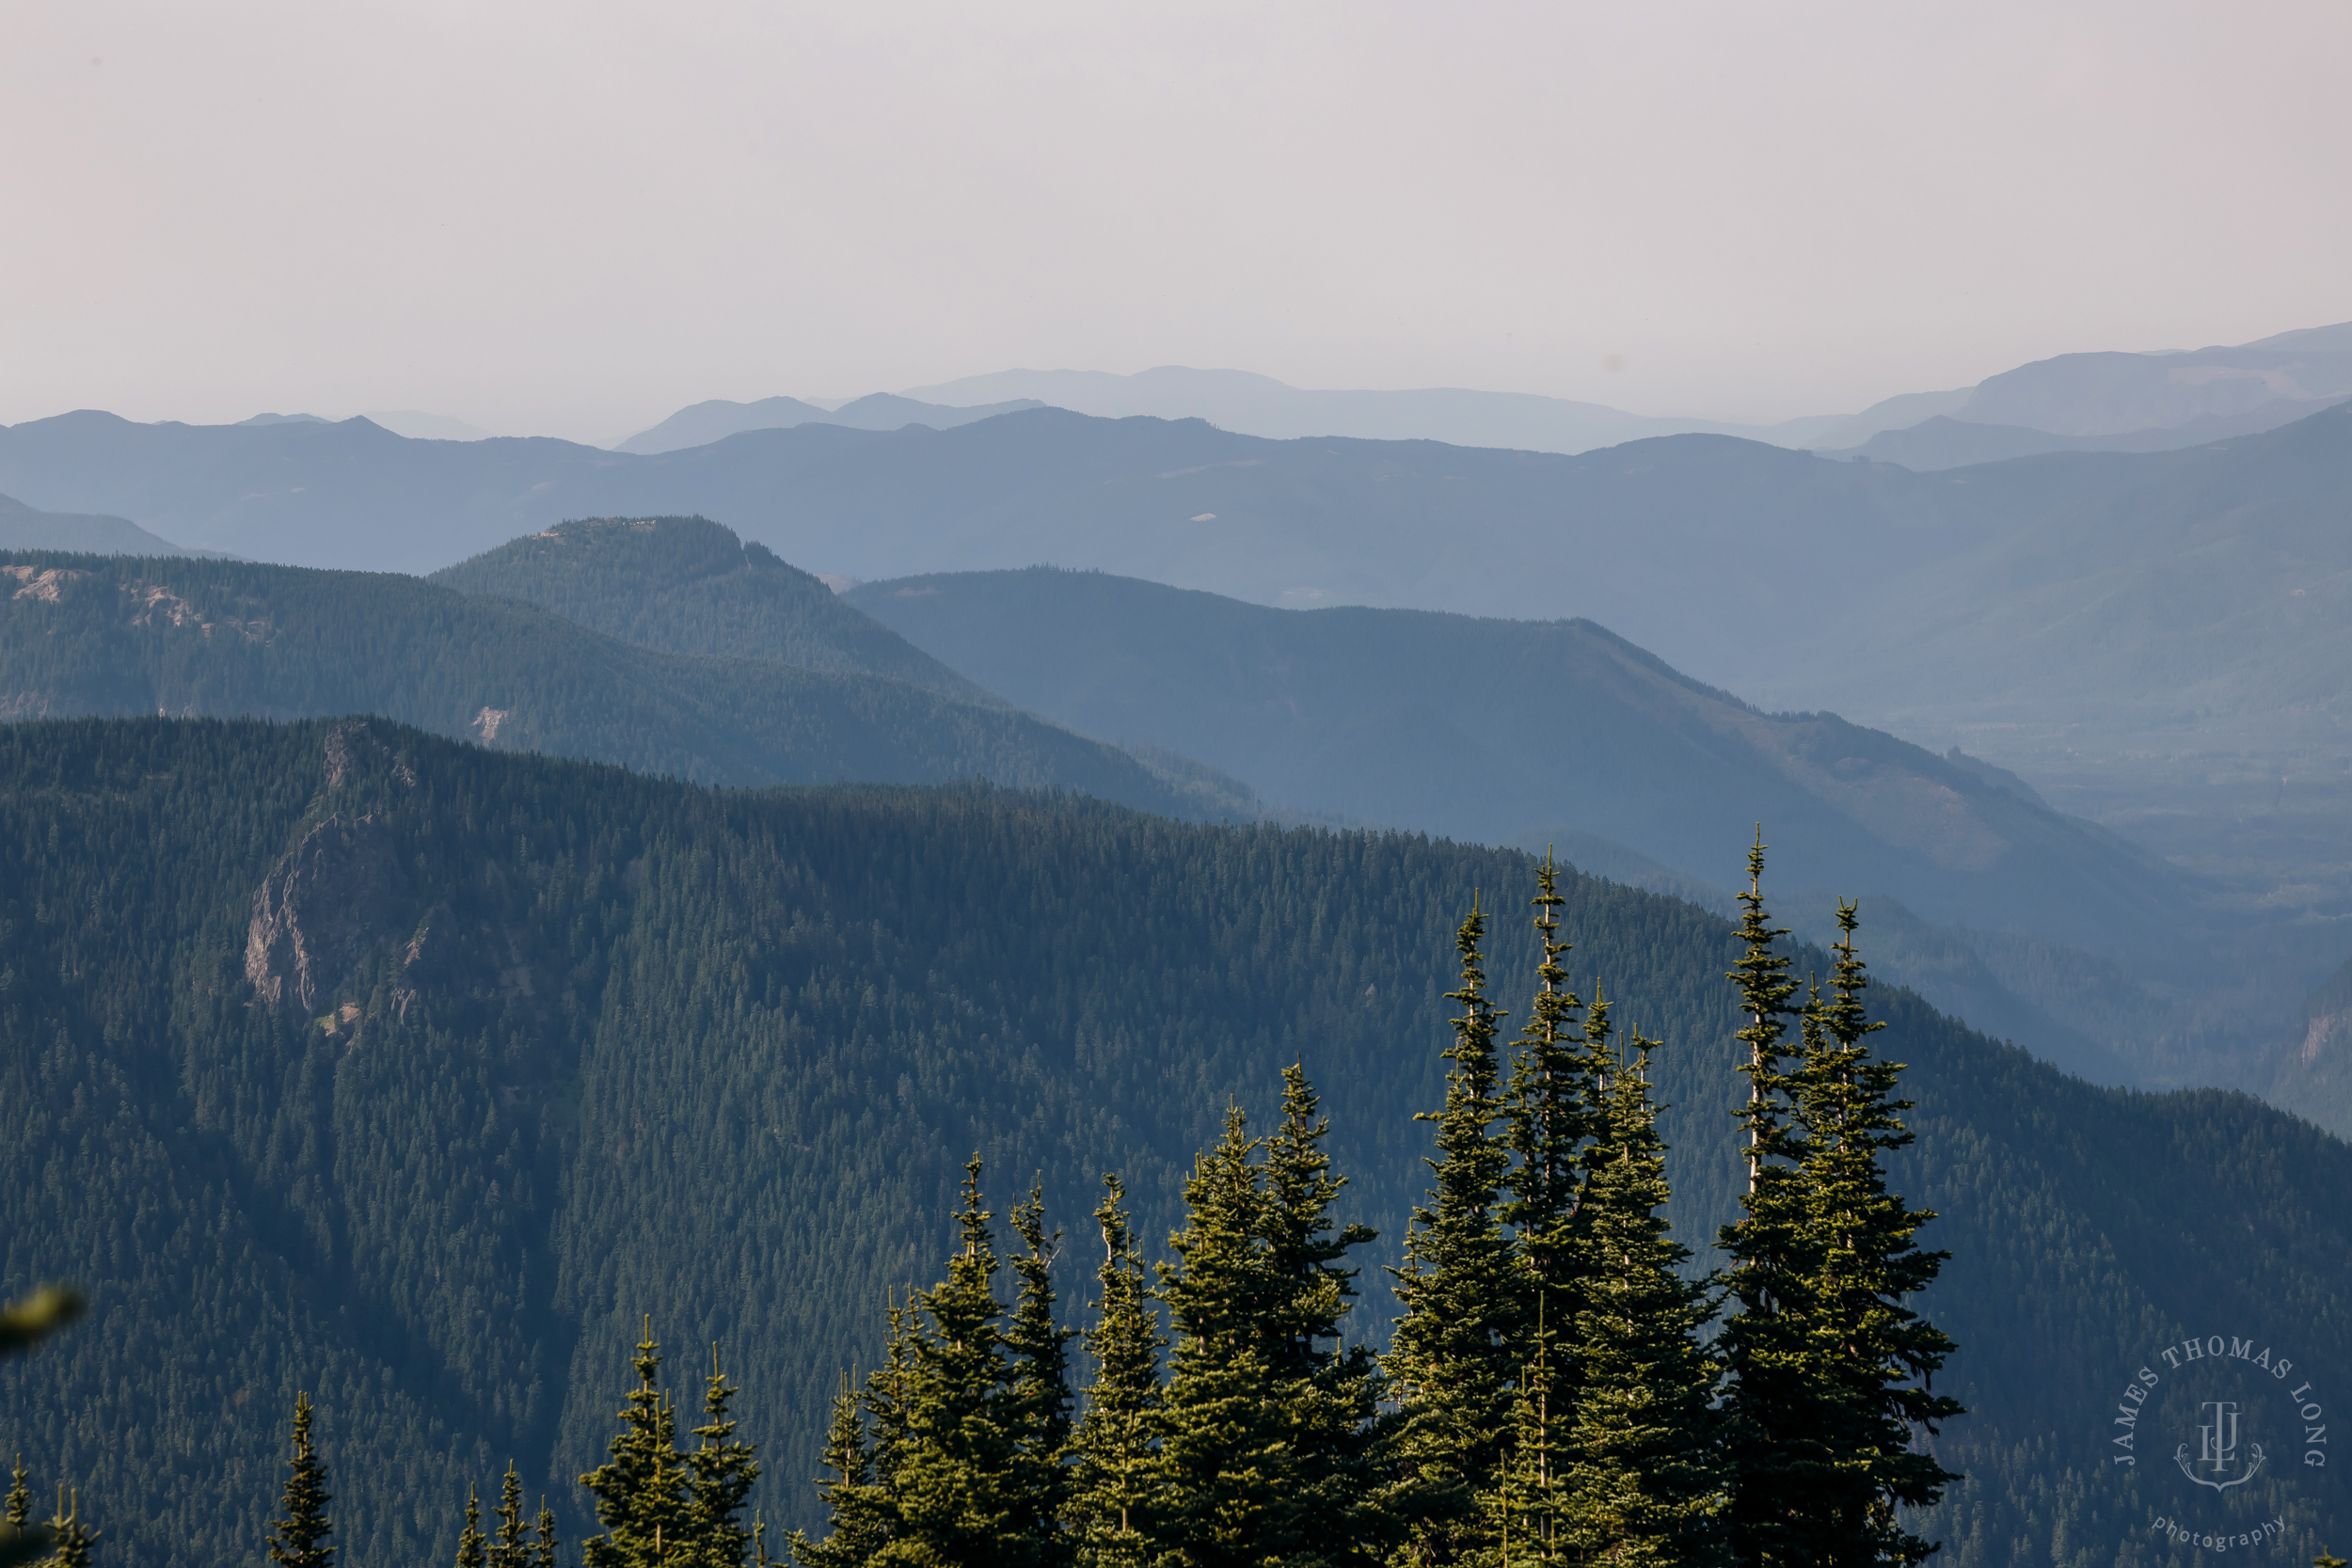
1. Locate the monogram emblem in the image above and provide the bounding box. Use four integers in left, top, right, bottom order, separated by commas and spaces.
2175, 1400, 2266, 1491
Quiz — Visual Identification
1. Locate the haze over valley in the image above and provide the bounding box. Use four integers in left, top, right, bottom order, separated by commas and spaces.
7, 6, 2352, 1567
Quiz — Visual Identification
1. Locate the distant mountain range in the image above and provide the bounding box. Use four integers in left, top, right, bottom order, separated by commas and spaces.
612, 391, 1045, 454
903, 322, 2352, 462
238, 409, 501, 440
9, 400, 2347, 801
0, 492, 192, 556
906, 365, 1849, 452
0, 540, 1252, 820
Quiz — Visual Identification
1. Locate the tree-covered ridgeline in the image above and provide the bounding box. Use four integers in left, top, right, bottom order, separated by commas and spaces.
0, 545, 1250, 821
2, 718, 2348, 1566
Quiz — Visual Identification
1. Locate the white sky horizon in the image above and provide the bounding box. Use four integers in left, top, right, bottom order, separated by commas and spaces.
6, 1, 2348, 444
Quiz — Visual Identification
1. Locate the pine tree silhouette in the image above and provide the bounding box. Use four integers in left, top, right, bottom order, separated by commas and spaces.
266, 1393, 335, 1568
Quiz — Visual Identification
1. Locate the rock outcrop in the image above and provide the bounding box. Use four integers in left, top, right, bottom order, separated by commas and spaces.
245, 812, 411, 1012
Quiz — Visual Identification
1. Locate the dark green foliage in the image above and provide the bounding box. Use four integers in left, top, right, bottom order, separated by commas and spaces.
1788, 905, 1962, 1566
1557, 1026, 1724, 1568
789, 1379, 886, 1568
0, 718, 2346, 1567
489, 1465, 527, 1568
1715, 839, 1835, 1568
580, 1325, 689, 1568
41, 1488, 93, 1568
1066, 1180, 1162, 1568
1002, 1187, 1075, 1568
1152, 1107, 1303, 1564
1499, 857, 1598, 1341
1385, 904, 1521, 1563
1257, 1065, 1387, 1555
266, 1394, 335, 1568
0, 547, 1244, 820
425, 516, 994, 705
454, 1487, 487, 1568
685, 1351, 762, 1568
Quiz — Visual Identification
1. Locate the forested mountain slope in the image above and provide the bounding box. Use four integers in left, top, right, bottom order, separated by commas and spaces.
846, 566, 2185, 958
426, 516, 995, 704
0, 549, 1240, 817
1, 718, 2345, 1568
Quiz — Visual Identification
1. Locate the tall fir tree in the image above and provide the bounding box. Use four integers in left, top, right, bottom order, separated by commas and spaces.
1259, 1062, 1391, 1561
1714, 836, 1837, 1568
884, 1159, 1031, 1566
1501, 854, 1600, 1325
1068, 1177, 1164, 1568
4, 1458, 25, 1531
580, 1321, 689, 1568
266, 1392, 335, 1568
790, 1374, 889, 1568
534, 1498, 561, 1568
1154, 1105, 1303, 1566
1559, 1023, 1725, 1568
454, 1485, 488, 1568
1003, 1184, 1076, 1568
1788, 902, 1963, 1567
1386, 901, 1521, 1565
43, 1487, 93, 1568
489, 1464, 528, 1568
684, 1345, 761, 1568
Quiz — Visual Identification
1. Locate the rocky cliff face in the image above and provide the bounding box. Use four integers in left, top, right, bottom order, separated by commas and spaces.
244, 811, 411, 1012
244, 723, 423, 1013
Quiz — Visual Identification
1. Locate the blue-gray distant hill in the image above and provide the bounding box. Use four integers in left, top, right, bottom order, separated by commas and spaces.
8, 398, 2351, 934
612, 390, 1043, 454
428, 515, 997, 705
0, 546, 1251, 818
0, 491, 195, 555
845, 564, 2184, 968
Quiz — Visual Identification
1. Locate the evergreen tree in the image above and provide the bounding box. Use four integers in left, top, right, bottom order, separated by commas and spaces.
685, 1346, 761, 1568
1154, 1105, 1301, 1565
6, 1458, 27, 1530
1789, 903, 1963, 1567
580, 1321, 689, 1568
1500, 854, 1599, 1324
883, 1159, 1027, 1565
1068, 1177, 1163, 1568
1559, 1024, 1724, 1568
1003, 1184, 1075, 1567
266, 1392, 335, 1568
41, 1488, 93, 1568
1385, 901, 1520, 1564
1487, 1297, 1565, 1568
1714, 837, 1835, 1568
534, 1499, 561, 1568
489, 1464, 528, 1568
790, 1375, 889, 1568
1259, 1062, 1389, 1560
455, 1485, 488, 1568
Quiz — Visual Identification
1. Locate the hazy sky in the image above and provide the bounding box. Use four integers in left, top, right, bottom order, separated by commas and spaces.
5, 0, 2347, 441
